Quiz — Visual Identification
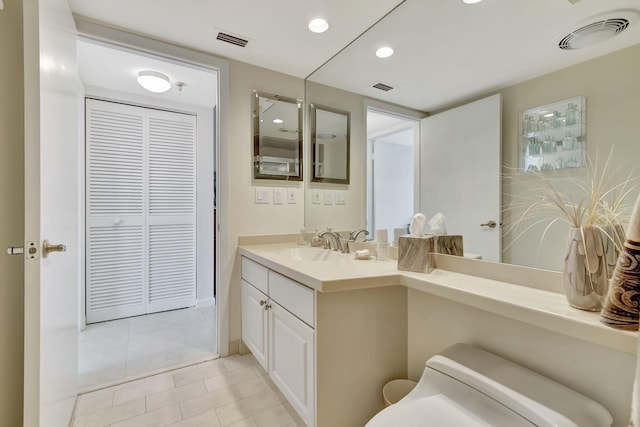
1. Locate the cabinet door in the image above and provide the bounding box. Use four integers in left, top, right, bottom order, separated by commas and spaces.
241, 280, 269, 370
269, 301, 315, 427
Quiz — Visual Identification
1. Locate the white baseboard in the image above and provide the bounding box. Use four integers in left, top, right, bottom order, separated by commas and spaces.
196, 297, 216, 308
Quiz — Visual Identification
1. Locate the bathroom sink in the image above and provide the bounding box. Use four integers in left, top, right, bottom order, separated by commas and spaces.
273, 247, 344, 262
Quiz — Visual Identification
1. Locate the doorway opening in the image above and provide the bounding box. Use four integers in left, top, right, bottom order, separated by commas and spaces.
366, 109, 419, 238
77, 38, 219, 391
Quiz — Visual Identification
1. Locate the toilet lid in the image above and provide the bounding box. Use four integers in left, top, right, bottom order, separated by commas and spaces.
366, 370, 535, 427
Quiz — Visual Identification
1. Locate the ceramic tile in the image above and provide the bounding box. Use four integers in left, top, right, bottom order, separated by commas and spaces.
222, 353, 258, 373
113, 372, 176, 405
71, 397, 145, 427
252, 403, 299, 427
170, 409, 222, 427
235, 375, 286, 402
205, 366, 262, 392
225, 417, 259, 427
173, 358, 228, 387
146, 380, 208, 412
215, 390, 281, 426
179, 386, 244, 419
111, 403, 182, 427
72, 390, 113, 416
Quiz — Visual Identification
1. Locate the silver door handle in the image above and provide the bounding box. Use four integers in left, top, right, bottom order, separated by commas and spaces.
480, 220, 497, 228
43, 240, 66, 258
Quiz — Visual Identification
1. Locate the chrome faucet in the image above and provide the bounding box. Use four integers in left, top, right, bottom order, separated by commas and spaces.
350, 229, 370, 241
318, 231, 343, 252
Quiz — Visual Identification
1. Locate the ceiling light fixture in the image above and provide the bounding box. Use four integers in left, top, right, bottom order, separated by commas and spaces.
308, 18, 329, 33
272, 118, 284, 124
376, 47, 394, 58
462, 0, 483, 4
137, 70, 171, 93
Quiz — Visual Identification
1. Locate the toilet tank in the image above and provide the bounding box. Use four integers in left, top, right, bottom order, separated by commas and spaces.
426, 344, 613, 427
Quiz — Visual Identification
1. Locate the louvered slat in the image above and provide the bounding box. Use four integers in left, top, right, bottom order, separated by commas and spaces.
148, 224, 195, 303
148, 117, 195, 216
87, 104, 144, 216
87, 225, 144, 313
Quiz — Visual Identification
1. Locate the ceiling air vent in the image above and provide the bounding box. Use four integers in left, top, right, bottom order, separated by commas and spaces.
558, 10, 639, 50
216, 32, 249, 48
373, 82, 394, 92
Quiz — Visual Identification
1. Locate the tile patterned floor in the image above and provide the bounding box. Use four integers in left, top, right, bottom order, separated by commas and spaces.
79, 306, 217, 391
71, 353, 306, 427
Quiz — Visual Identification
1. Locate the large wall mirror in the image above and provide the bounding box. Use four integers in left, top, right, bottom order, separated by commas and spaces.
310, 104, 350, 184
253, 90, 303, 181
304, 0, 640, 272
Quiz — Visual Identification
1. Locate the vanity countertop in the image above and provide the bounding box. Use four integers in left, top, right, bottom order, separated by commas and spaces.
239, 243, 638, 355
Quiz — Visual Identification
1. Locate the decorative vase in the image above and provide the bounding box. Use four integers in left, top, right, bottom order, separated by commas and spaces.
563, 227, 609, 311
601, 195, 640, 330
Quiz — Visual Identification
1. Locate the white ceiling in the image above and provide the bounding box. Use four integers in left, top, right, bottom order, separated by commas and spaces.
70, 0, 640, 113
77, 39, 218, 108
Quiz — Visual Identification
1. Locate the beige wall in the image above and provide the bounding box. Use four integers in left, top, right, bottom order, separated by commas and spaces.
407, 290, 635, 426
0, 0, 24, 425
225, 60, 305, 349
501, 43, 640, 270
304, 81, 367, 232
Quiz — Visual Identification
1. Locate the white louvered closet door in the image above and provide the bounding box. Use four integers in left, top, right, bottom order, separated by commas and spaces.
86, 99, 197, 323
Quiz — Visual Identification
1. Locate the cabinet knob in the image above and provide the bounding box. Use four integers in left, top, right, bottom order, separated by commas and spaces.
264, 304, 271, 311
259, 300, 267, 306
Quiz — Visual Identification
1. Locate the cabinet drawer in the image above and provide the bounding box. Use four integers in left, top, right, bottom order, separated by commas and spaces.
269, 271, 314, 327
241, 257, 268, 294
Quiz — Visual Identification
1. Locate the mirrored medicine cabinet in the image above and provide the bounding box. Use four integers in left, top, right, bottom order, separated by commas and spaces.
252, 90, 303, 181
310, 103, 350, 184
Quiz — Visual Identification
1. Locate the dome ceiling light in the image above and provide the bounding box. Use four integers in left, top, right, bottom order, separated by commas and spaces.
137, 70, 171, 93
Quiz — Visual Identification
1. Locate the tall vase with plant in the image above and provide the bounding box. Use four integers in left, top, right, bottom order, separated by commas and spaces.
503, 148, 637, 311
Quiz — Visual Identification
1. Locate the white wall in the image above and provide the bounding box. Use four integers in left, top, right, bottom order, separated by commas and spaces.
0, 0, 24, 424
372, 129, 414, 234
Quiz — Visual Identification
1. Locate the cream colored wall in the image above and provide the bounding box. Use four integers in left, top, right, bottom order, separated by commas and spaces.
407, 290, 634, 426
225, 60, 305, 349
501, 43, 640, 270
0, 0, 24, 425
304, 81, 366, 232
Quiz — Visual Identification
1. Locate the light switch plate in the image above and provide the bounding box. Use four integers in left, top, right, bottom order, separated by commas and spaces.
324, 190, 334, 205
335, 190, 347, 205
255, 187, 271, 204
287, 188, 297, 204
312, 189, 322, 204
273, 188, 285, 205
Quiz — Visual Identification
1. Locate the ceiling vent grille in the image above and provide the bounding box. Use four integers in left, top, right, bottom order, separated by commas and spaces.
559, 18, 630, 50
373, 82, 394, 92
216, 32, 249, 47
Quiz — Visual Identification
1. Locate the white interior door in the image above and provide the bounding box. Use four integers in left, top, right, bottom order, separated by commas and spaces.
419, 94, 501, 261
23, 0, 80, 426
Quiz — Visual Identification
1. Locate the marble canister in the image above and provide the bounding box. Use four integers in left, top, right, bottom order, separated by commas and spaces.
600, 195, 640, 330
397, 235, 463, 273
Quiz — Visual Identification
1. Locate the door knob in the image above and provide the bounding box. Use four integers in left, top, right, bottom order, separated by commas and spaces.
42, 240, 66, 258
480, 220, 497, 229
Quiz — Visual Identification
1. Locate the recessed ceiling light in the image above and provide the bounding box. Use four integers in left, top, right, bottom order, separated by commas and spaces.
462, 0, 483, 4
308, 18, 329, 33
273, 118, 284, 124
137, 70, 171, 93
376, 47, 394, 58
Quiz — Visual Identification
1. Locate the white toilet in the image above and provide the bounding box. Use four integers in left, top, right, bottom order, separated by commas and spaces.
366, 343, 612, 427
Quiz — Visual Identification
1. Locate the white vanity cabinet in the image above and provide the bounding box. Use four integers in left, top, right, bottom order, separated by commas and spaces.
241, 257, 315, 426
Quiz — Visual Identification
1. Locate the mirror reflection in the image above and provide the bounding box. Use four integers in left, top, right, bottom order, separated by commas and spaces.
303, 0, 640, 271
311, 104, 350, 184
253, 90, 302, 181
